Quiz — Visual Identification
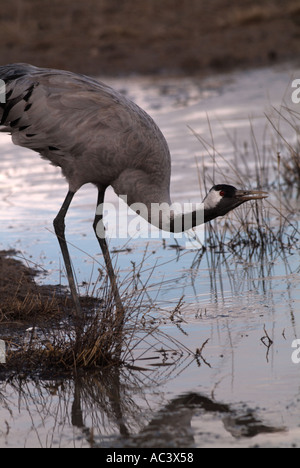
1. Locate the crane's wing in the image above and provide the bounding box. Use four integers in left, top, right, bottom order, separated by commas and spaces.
0, 63, 137, 164
0, 64, 171, 194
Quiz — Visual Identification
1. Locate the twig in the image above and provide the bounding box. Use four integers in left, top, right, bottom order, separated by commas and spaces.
261, 324, 273, 362
195, 338, 211, 367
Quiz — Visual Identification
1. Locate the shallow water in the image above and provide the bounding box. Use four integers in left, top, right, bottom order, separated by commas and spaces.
0, 65, 300, 448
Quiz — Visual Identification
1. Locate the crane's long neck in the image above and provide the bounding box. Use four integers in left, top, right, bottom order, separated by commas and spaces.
112, 170, 218, 232
119, 189, 218, 232
145, 201, 217, 233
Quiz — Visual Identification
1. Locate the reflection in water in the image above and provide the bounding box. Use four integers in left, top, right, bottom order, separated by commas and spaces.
127, 393, 284, 448
0, 368, 284, 448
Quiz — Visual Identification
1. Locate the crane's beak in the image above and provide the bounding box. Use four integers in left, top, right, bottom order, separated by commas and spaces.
235, 189, 268, 201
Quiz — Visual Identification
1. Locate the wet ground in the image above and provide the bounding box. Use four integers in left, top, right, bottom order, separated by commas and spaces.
2, 0, 300, 76
0, 64, 300, 447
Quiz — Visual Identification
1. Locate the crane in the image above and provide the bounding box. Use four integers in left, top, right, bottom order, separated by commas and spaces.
0, 64, 267, 320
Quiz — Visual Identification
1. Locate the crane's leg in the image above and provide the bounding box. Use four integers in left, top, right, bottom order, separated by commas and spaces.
93, 190, 125, 333
53, 191, 82, 318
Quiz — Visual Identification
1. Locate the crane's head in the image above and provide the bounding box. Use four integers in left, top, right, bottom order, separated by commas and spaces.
203, 184, 268, 220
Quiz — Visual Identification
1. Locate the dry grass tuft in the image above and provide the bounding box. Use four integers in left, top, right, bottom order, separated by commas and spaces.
0, 252, 189, 375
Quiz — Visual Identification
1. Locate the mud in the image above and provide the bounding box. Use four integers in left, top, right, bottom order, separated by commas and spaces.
1, 0, 300, 76
0, 250, 97, 326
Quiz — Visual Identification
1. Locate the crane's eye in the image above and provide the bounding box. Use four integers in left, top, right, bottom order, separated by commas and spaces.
219, 190, 226, 197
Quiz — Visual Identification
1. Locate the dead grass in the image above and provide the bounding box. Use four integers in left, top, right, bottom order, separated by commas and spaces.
0, 250, 64, 324
0, 250, 117, 370
4, 291, 118, 371
266, 106, 300, 198
190, 105, 300, 262
0, 249, 189, 375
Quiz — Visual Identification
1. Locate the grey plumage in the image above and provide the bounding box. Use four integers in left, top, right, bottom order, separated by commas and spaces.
0, 63, 267, 318
0, 63, 171, 207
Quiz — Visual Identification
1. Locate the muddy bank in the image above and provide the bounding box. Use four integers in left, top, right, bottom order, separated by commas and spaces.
0, 250, 99, 326
0, 250, 69, 324
0, 250, 115, 374
1, 0, 300, 76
